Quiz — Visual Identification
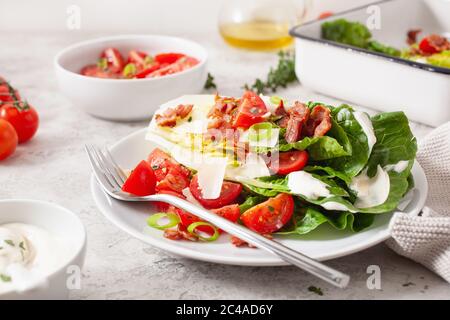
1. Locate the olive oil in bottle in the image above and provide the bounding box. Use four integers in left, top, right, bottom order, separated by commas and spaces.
218, 0, 310, 51
219, 21, 294, 50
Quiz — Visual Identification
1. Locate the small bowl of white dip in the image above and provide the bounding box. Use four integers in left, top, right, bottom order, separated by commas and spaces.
0, 199, 86, 300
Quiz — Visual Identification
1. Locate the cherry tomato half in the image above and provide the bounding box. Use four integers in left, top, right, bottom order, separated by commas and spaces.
122, 160, 157, 196
269, 150, 309, 175
232, 91, 268, 129
154, 189, 185, 213
127, 50, 148, 66
241, 193, 294, 234
101, 48, 125, 73
147, 148, 191, 193
419, 37, 439, 55
189, 175, 242, 209
0, 119, 18, 161
0, 101, 39, 143
177, 203, 240, 235
154, 53, 185, 64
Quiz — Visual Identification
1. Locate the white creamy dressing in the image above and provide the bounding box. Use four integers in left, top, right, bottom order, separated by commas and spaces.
384, 160, 409, 173
353, 111, 377, 156
287, 171, 331, 200
321, 201, 355, 212
0, 223, 73, 294
350, 166, 390, 208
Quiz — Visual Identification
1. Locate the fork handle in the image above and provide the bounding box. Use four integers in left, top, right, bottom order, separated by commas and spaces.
149, 194, 350, 288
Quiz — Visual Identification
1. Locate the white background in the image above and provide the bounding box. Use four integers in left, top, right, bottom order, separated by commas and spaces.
0, 0, 375, 33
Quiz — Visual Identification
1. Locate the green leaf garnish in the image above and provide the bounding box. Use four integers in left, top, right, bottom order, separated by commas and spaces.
4, 239, 14, 247
19, 241, 25, 250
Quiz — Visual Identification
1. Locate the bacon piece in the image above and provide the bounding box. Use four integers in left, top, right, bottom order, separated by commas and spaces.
231, 234, 273, 248
155, 104, 193, 127
424, 34, 450, 53
284, 102, 310, 143
277, 116, 289, 128
303, 105, 332, 137
407, 29, 421, 45
230, 236, 256, 248
164, 225, 198, 242
208, 95, 239, 117
176, 104, 193, 118
274, 103, 287, 117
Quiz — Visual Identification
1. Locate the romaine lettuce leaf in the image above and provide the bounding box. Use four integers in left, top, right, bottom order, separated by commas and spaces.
277, 205, 375, 235
255, 135, 349, 161
324, 105, 370, 177
367, 111, 417, 176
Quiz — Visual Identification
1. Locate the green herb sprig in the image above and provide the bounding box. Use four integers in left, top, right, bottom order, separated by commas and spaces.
244, 51, 297, 94
204, 72, 217, 90
308, 285, 324, 296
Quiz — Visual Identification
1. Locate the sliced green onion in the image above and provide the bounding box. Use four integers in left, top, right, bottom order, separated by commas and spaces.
270, 95, 282, 106
147, 213, 180, 230
97, 58, 108, 70
248, 122, 273, 142
187, 222, 219, 242
123, 63, 137, 78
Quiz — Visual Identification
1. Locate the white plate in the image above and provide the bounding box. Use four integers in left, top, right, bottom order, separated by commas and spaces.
91, 128, 428, 266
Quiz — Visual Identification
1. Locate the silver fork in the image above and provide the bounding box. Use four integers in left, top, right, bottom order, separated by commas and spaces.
86, 144, 350, 288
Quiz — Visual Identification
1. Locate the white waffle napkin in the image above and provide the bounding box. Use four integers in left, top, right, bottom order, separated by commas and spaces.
386, 122, 450, 283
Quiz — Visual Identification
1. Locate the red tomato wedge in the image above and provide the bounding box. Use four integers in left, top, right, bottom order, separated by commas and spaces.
156, 170, 190, 193
154, 190, 185, 213
232, 91, 268, 129
80, 65, 120, 79
189, 175, 242, 209
154, 53, 185, 64
419, 37, 439, 55
147, 148, 190, 181
269, 150, 309, 175
147, 148, 191, 193
212, 204, 240, 224
241, 193, 294, 234
127, 50, 148, 66
122, 160, 156, 196
101, 48, 125, 73
177, 204, 240, 235
135, 63, 163, 78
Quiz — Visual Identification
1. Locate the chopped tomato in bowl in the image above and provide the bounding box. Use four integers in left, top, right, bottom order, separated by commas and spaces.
80, 48, 199, 80
54, 35, 208, 121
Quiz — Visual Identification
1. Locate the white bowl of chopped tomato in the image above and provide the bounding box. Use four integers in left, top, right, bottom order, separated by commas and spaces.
54, 35, 208, 121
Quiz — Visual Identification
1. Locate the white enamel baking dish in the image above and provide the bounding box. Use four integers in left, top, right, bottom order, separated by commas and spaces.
290, 0, 450, 127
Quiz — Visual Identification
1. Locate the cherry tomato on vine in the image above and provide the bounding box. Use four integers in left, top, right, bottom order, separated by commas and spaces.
0, 119, 18, 160
0, 101, 39, 143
